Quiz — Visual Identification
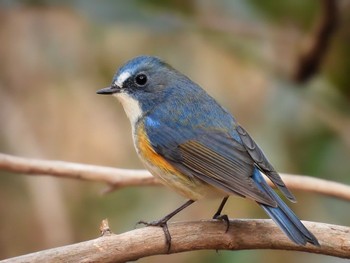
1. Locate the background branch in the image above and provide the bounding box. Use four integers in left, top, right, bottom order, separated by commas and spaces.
293, 0, 338, 82
0, 153, 155, 187
1, 153, 350, 201
3, 220, 349, 262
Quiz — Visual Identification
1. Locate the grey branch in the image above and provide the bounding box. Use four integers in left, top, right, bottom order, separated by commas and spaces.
1, 153, 350, 201
0, 153, 155, 187
3, 220, 350, 262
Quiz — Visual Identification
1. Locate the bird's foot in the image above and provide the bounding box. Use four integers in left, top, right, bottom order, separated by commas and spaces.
136, 200, 195, 252
137, 219, 172, 252
212, 213, 230, 233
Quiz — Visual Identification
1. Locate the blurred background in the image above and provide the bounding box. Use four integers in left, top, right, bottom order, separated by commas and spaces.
0, 1, 349, 262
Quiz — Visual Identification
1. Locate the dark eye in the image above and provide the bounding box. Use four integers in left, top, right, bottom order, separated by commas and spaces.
135, 73, 148, 86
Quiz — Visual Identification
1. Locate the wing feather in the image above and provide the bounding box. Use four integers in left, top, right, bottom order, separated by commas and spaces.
236, 125, 296, 202
170, 133, 277, 206
145, 117, 285, 206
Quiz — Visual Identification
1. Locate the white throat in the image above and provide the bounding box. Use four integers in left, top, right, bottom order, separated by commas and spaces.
114, 93, 142, 128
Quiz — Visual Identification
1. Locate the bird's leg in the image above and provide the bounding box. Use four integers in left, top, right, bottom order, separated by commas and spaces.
137, 199, 195, 251
212, 196, 230, 232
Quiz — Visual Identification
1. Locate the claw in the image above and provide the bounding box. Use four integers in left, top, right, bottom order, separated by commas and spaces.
213, 213, 230, 233
134, 200, 195, 253
136, 219, 172, 252
212, 197, 230, 232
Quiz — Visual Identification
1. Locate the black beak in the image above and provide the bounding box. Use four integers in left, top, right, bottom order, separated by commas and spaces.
96, 85, 120, 95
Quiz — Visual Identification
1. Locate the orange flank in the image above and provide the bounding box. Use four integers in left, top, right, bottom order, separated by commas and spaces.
135, 123, 179, 175
134, 123, 224, 200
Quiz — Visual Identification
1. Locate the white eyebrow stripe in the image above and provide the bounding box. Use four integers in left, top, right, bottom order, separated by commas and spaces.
114, 71, 131, 87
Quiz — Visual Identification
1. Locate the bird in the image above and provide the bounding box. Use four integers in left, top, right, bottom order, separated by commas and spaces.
96, 55, 319, 249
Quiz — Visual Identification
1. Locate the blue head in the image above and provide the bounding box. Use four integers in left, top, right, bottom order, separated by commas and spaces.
97, 55, 234, 130
97, 56, 205, 123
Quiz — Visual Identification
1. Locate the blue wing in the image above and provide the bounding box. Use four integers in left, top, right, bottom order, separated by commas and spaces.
144, 114, 278, 206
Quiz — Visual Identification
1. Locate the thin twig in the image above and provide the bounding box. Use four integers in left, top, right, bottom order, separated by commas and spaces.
0, 153, 350, 201
3, 220, 349, 262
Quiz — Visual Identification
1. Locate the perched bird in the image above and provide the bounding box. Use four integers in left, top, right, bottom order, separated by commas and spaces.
97, 56, 319, 248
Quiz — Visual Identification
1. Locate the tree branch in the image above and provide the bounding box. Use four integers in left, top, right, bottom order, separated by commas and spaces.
0, 153, 350, 200
1, 153, 350, 201
3, 220, 349, 262
0, 153, 155, 187
293, 0, 338, 82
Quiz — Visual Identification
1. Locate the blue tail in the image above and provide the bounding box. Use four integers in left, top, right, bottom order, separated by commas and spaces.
252, 169, 319, 246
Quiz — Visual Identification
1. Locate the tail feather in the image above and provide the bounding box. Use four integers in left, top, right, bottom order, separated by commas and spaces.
253, 169, 319, 246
